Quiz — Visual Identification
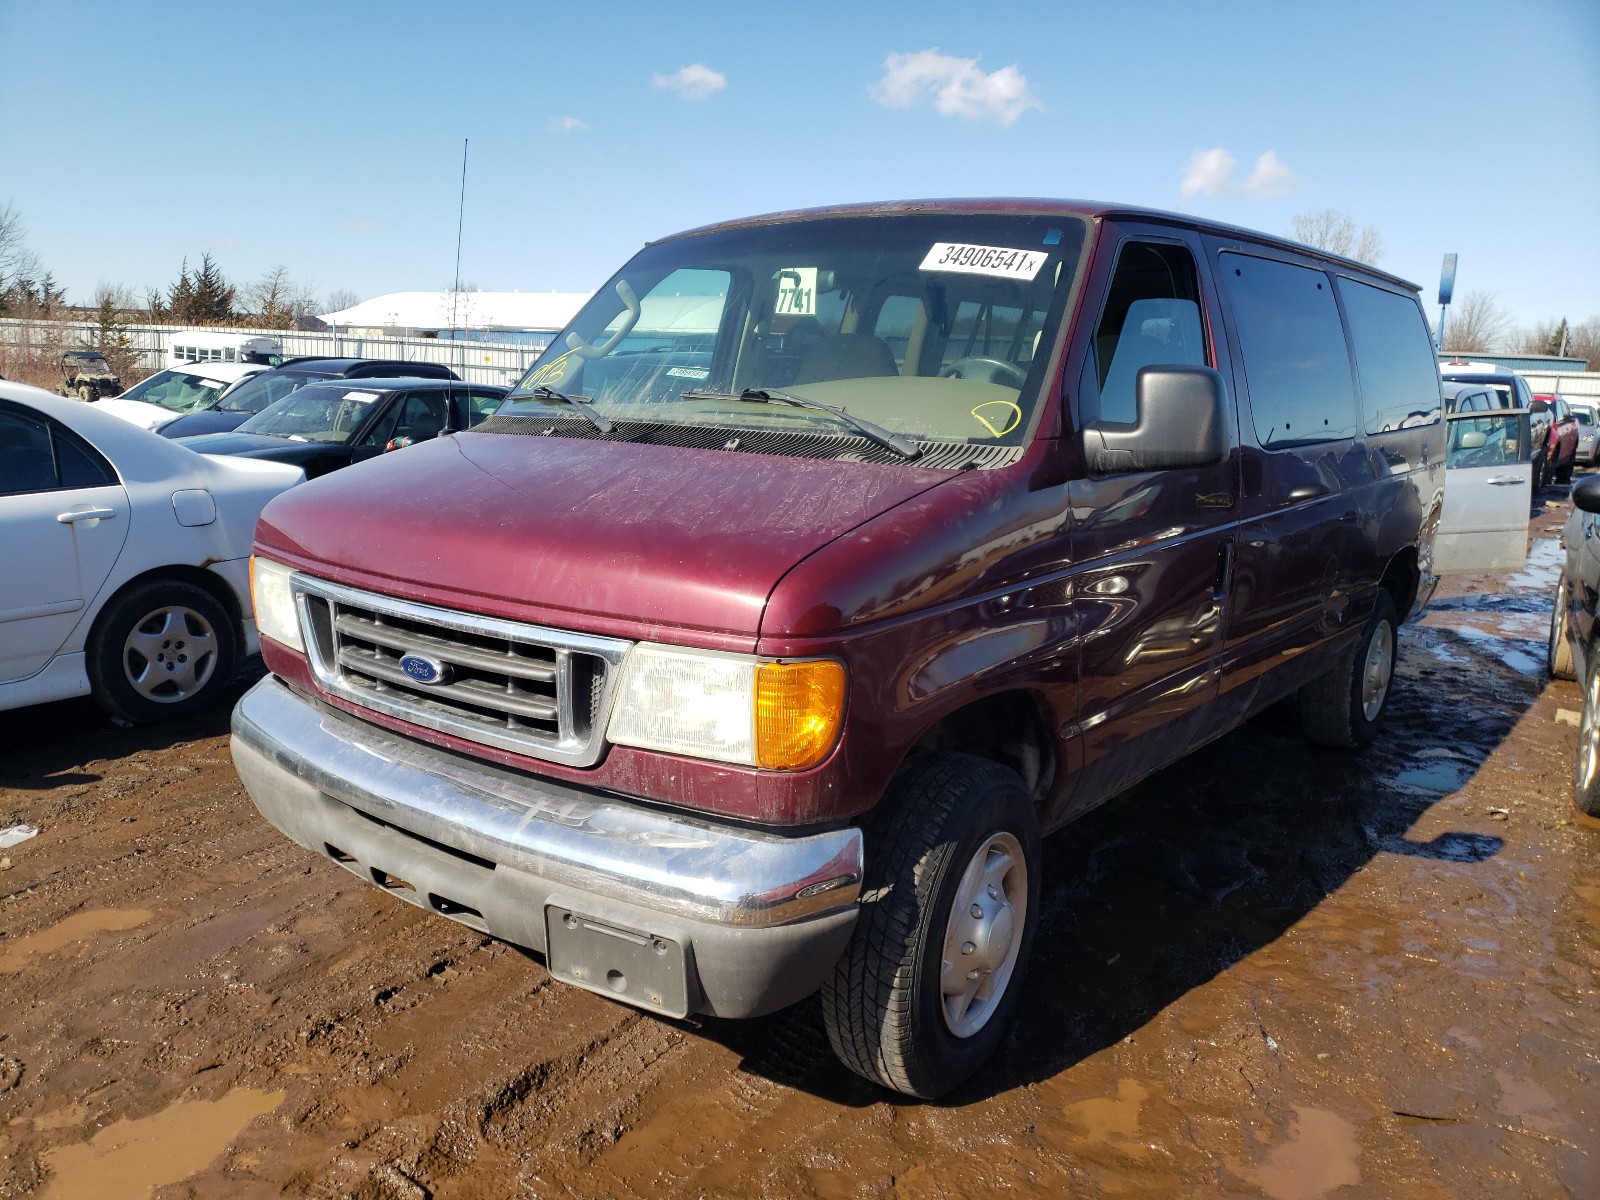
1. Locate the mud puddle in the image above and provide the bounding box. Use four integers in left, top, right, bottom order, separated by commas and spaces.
0, 510, 1595, 1197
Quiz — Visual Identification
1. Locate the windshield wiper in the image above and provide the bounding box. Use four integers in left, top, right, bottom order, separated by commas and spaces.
681, 388, 920, 460
520, 385, 614, 435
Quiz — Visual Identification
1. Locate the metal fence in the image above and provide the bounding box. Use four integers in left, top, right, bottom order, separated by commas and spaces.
0, 317, 552, 386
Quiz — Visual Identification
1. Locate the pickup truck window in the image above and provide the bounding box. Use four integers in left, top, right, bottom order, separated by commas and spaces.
499, 214, 1088, 456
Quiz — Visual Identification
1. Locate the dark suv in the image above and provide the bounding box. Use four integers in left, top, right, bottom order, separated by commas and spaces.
156, 358, 460, 438
232, 200, 1517, 1099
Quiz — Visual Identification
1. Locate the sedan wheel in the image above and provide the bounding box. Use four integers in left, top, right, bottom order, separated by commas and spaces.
88, 580, 236, 724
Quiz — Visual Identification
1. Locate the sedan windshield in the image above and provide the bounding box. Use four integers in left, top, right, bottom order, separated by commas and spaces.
115, 369, 235, 414
497, 211, 1088, 459
215, 370, 337, 413
235, 385, 383, 443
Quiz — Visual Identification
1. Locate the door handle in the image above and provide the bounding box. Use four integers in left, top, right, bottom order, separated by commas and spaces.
1484, 476, 1526, 486
57, 507, 118, 523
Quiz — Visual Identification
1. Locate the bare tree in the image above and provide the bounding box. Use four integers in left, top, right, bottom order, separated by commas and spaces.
326, 288, 361, 314
1568, 316, 1600, 371
242, 265, 295, 328
0, 201, 41, 291
1440, 290, 1512, 353
1290, 209, 1386, 265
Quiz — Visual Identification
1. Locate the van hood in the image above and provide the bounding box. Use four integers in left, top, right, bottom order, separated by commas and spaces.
255, 430, 953, 641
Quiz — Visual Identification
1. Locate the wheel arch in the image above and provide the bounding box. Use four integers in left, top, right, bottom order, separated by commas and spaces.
87, 563, 246, 656
904, 687, 1057, 814
1379, 546, 1420, 623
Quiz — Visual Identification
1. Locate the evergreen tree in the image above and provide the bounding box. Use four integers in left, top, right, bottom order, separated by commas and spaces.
1544, 318, 1570, 358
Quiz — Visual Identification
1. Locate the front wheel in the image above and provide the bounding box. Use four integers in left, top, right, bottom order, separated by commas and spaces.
87, 580, 236, 723
821, 753, 1041, 1098
1300, 592, 1398, 748
1575, 662, 1600, 817
1556, 454, 1575, 486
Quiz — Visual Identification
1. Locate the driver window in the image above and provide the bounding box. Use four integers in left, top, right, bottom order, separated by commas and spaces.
1083, 241, 1208, 426
360, 393, 447, 448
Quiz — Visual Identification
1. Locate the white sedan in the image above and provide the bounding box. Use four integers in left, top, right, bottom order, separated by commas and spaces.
92, 361, 268, 432
1, 383, 304, 721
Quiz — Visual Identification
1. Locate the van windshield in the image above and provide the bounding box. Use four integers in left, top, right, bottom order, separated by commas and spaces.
497, 212, 1087, 458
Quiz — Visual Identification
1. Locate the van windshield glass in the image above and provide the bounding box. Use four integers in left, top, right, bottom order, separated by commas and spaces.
498, 213, 1087, 451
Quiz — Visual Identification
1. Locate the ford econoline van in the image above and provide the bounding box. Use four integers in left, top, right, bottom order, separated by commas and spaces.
231, 200, 1526, 1097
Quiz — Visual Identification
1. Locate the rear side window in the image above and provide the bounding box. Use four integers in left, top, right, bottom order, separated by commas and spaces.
1221, 253, 1358, 447
0, 406, 116, 495
1336, 279, 1441, 435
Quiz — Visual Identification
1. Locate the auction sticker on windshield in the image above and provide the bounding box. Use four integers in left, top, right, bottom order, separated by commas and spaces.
920, 243, 1047, 281
342, 391, 380, 403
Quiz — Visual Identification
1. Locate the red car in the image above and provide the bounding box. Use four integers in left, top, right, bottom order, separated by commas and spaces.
1535, 393, 1579, 486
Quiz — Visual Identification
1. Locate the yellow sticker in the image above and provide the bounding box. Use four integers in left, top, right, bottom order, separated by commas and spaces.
971, 400, 1022, 437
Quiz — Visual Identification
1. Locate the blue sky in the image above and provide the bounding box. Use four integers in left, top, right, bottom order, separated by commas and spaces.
3, 0, 1597, 332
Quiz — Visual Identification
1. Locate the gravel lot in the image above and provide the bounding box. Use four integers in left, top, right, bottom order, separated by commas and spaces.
1, 491, 1595, 1200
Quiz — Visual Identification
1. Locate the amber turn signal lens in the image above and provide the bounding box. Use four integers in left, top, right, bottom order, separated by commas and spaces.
754, 660, 847, 771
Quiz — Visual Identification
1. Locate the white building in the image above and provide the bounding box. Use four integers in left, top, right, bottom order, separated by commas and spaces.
320, 291, 591, 343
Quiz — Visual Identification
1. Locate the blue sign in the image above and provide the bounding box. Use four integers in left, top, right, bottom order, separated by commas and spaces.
1438, 254, 1458, 306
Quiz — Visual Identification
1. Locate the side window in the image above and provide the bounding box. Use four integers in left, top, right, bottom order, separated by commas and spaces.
1083, 241, 1208, 425
0, 408, 115, 495
0, 408, 59, 495
1221, 253, 1358, 447
460, 389, 504, 426
361, 393, 447, 448
1336, 278, 1441, 434
53, 426, 116, 488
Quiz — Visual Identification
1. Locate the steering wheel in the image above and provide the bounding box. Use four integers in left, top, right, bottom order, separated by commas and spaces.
939, 357, 1027, 388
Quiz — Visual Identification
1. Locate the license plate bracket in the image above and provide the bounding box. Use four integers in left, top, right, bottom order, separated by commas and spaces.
544, 907, 691, 1018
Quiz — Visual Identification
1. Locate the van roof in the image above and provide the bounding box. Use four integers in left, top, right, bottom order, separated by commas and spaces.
656, 198, 1421, 294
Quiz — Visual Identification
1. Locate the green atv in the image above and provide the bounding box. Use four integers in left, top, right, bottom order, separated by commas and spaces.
59, 350, 123, 401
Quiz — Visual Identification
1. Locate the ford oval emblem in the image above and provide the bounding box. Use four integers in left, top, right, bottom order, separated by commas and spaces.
399, 653, 449, 685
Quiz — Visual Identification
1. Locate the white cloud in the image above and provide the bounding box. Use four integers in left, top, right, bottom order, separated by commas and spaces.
211, 236, 239, 251
869, 49, 1040, 126
342, 218, 376, 233
652, 64, 726, 102
1180, 148, 1297, 199
548, 115, 590, 133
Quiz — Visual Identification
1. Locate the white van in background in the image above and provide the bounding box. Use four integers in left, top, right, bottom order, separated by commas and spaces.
168, 330, 283, 368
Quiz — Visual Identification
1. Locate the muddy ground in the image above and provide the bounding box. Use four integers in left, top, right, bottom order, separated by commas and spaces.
1, 494, 1595, 1200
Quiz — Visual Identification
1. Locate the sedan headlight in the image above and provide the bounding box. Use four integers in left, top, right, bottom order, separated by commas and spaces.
249, 555, 304, 652
607, 644, 845, 771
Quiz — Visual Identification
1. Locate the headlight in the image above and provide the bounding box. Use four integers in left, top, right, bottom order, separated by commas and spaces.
607, 644, 845, 771
250, 555, 304, 652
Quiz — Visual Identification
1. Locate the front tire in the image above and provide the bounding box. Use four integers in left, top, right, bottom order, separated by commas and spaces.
1549, 582, 1577, 681
87, 580, 236, 723
1575, 662, 1600, 817
1300, 592, 1398, 748
821, 753, 1040, 1098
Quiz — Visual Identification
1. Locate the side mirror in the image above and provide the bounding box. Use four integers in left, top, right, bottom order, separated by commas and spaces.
1085, 365, 1230, 474
1456, 431, 1487, 450
1530, 399, 1550, 414
1573, 475, 1600, 515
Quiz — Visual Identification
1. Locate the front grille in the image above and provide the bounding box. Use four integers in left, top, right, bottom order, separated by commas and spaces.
292, 575, 630, 767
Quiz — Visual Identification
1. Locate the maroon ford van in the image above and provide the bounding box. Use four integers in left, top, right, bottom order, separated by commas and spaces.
233, 200, 1481, 1097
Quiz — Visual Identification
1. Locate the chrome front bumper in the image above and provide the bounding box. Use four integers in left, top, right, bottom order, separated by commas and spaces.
231, 676, 862, 1018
